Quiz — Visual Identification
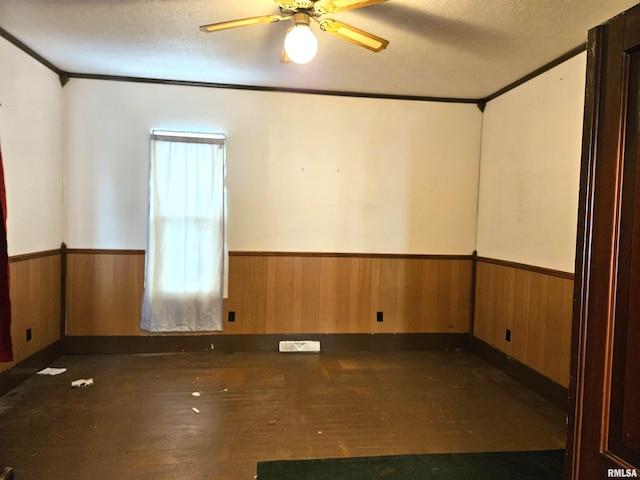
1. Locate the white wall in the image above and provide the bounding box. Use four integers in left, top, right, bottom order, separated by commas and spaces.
476, 53, 586, 272
63, 79, 483, 254
1, 35, 585, 266
0, 37, 63, 256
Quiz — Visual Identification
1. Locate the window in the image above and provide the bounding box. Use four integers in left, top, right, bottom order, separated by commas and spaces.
141, 130, 226, 332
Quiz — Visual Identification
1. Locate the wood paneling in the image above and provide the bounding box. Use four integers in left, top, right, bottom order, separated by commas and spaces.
21, 249, 575, 398
472, 259, 573, 387
1, 252, 62, 373
65, 251, 145, 335
224, 254, 473, 335
64, 251, 473, 337
61, 250, 573, 392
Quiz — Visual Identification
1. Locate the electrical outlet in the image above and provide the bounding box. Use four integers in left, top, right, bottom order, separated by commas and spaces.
377, 311, 384, 322
26, 328, 32, 342
228, 311, 235, 322
505, 329, 511, 342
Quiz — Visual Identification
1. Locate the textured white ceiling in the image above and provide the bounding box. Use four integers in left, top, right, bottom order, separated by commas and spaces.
0, 0, 638, 99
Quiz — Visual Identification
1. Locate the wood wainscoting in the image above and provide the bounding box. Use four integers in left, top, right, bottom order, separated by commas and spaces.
65, 250, 474, 338
1, 250, 62, 373
224, 253, 473, 335
65, 249, 145, 336
5, 248, 575, 408
472, 257, 574, 388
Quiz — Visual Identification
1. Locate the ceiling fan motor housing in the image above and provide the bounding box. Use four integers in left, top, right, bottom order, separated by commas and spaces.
280, 1, 316, 11
291, 12, 312, 26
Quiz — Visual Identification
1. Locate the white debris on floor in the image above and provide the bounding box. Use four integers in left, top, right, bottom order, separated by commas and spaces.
71, 378, 93, 388
37, 367, 67, 376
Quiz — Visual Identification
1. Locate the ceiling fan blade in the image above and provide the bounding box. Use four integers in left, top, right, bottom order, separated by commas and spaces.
319, 19, 389, 52
313, 0, 388, 14
200, 14, 289, 33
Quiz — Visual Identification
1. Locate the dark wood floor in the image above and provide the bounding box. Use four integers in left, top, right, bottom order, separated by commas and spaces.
0, 350, 567, 480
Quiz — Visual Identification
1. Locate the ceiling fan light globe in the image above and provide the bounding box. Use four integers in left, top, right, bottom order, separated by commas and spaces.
284, 24, 318, 64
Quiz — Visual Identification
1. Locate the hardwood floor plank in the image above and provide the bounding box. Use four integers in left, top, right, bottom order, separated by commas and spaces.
0, 351, 566, 480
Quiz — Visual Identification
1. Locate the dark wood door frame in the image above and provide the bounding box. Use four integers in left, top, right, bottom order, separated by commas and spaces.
567, 3, 640, 479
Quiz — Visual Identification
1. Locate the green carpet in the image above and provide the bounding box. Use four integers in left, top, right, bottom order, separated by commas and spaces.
256, 449, 565, 480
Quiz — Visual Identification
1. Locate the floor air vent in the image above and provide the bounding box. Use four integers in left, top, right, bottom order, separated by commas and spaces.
278, 340, 320, 353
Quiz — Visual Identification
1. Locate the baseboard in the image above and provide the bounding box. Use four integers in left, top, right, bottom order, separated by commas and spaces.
0, 340, 65, 396
62, 333, 470, 355
469, 336, 568, 411
1, 334, 469, 396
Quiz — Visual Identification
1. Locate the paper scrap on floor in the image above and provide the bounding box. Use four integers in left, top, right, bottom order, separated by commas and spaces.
71, 378, 94, 388
37, 367, 67, 376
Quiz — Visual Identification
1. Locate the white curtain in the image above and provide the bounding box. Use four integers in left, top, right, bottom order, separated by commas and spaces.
141, 131, 225, 332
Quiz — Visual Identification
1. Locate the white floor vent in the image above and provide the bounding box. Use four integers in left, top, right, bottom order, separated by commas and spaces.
278, 340, 320, 353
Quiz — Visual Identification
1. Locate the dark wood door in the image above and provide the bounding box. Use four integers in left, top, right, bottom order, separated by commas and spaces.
567, 3, 640, 479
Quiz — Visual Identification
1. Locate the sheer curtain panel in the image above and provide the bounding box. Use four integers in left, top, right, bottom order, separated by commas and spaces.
141, 131, 226, 332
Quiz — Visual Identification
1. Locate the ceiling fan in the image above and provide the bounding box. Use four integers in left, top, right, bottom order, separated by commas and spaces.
199, 0, 390, 64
